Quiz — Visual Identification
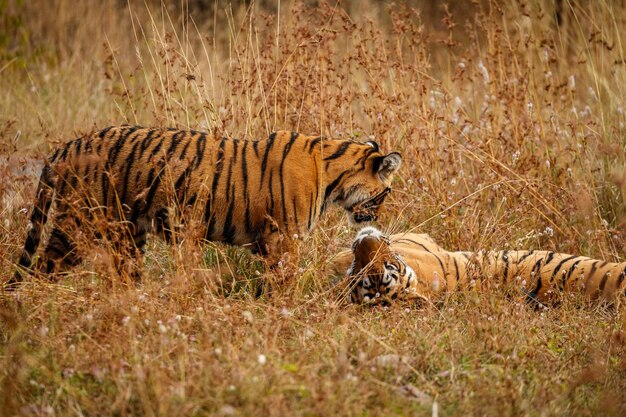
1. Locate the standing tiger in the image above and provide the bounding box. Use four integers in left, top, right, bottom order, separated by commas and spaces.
7, 126, 402, 288
332, 227, 626, 306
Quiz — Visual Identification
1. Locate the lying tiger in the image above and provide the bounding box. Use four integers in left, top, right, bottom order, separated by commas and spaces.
332, 227, 626, 306
7, 126, 402, 288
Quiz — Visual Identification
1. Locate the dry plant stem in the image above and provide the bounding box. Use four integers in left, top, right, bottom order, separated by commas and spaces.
0, 0, 625, 415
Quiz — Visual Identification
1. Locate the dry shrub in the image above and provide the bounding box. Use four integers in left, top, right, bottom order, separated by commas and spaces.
1, 0, 625, 415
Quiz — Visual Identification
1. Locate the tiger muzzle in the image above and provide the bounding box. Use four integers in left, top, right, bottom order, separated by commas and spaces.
351, 188, 391, 223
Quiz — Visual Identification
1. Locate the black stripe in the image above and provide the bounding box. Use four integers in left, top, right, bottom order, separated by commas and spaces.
83, 164, 92, 185
134, 237, 147, 249
403, 267, 412, 290
323, 141, 351, 161
241, 141, 251, 234
561, 259, 582, 291
166, 131, 185, 159
148, 136, 165, 161
59, 143, 70, 161
174, 166, 193, 196
292, 197, 299, 230
194, 134, 206, 169
222, 144, 235, 239
356, 149, 376, 170
143, 162, 165, 213
530, 258, 545, 295
49, 228, 72, 251
398, 238, 434, 253
49, 148, 61, 163
544, 252, 556, 265
313, 160, 320, 218
279, 132, 298, 226
139, 129, 158, 156
585, 260, 600, 287
252, 140, 259, 158
206, 215, 216, 240
259, 132, 276, 188
599, 272, 610, 292
307, 192, 314, 230
179, 137, 192, 160
129, 199, 144, 224
210, 139, 226, 200
108, 126, 138, 168
120, 140, 142, 203
74, 137, 83, 154
453, 257, 460, 286
101, 168, 109, 208
232, 139, 238, 164
501, 251, 509, 283
308, 137, 321, 153
204, 139, 226, 236
68, 173, 78, 192
548, 255, 579, 285
223, 198, 236, 244
432, 253, 446, 277
143, 173, 160, 210
617, 267, 626, 289
30, 197, 46, 225
323, 172, 346, 202
24, 234, 38, 254
146, 168, 155, 188
517, 250, 535, 264
268, 170, 275, 215
98, 126, 115, 139
30, 167, 53, 224
154, 207, 171, 241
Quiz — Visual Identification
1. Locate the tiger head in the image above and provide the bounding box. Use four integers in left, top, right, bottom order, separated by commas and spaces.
324, 140, 402, 224
347, 227, 418, 304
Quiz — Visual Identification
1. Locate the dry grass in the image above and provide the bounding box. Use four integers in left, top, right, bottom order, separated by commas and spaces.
1, 0, 626, 415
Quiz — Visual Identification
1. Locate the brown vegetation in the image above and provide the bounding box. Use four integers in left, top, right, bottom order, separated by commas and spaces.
1, 0, 625, 415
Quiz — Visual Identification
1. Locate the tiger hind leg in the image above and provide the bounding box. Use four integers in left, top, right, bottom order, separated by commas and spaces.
36, 220, 81, 278
108, 217, 151, 284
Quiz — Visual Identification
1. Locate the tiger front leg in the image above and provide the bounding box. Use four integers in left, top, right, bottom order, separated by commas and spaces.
257, 217, 301, 287
93, 218, 149, 286
116, 219, 151, 284
34, 212, 82, 280
108, 240, 144, 285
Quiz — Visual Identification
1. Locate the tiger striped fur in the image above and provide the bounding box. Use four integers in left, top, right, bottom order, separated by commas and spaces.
8, 126, 402, 287
332, 227, 626, 306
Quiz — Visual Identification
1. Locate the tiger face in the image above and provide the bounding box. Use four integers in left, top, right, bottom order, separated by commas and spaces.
347, 227, 417, 304
325, 142, 402, 224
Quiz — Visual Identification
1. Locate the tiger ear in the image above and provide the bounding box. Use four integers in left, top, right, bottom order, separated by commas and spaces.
376, 152, 402, 180
365, 140, 380, 152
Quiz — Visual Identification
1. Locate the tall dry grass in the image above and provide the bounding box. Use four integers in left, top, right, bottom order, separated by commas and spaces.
1, 0, 626, 415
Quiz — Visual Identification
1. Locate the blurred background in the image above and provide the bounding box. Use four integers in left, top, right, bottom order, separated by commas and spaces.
1, 0, 626, 256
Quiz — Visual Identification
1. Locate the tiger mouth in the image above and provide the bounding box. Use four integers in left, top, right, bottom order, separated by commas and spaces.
350, 188, 391, 223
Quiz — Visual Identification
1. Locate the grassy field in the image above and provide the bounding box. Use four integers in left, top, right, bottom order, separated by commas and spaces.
1, 0, 626, 415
